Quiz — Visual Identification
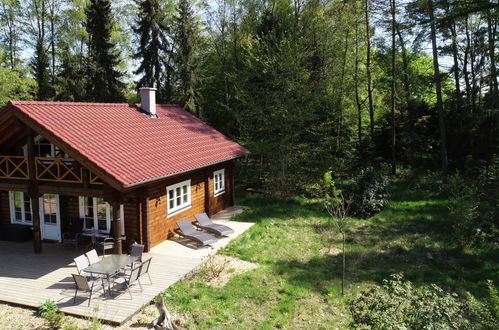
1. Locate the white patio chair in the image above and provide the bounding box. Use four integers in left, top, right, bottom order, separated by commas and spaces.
85, 249, 100, 265
74, 255, 91, 277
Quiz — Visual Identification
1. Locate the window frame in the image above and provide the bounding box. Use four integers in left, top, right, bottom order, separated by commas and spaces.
78, 197, 125, 235
9, 191, 32, 225
213, 169, 226, 197
166, 179, 191, 217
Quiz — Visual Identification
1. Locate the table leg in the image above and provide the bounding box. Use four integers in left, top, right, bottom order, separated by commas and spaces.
107, 274, 112, 297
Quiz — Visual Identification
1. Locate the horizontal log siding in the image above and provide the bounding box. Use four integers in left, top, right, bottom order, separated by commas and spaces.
147, 171, 206, 248
0, 191, 10, 225
145, 160, 235, 249
208, 162, 232, 215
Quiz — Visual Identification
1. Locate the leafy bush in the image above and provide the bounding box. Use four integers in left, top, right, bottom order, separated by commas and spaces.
343, 167, 389, 218
444, 158, 499, 249
38, 299, 60, 317
38, 299, 64, 329
350, 273, 495, 329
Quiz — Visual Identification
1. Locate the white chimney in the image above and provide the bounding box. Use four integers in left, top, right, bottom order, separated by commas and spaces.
139, 87, 157, 117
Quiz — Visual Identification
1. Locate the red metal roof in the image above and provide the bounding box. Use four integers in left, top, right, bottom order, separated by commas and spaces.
7, 101, 249, 188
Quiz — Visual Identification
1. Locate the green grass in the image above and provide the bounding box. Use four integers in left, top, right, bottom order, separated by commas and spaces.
160, 180, 498, 329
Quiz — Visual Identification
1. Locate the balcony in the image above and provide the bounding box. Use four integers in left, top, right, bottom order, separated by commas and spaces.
0, 156, 103, 184
0, 156, 29, 180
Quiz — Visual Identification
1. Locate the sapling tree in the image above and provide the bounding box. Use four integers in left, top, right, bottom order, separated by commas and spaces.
320, 171, 351, 296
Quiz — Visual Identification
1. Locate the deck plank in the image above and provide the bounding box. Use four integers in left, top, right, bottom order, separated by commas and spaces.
0, 206, 252, 324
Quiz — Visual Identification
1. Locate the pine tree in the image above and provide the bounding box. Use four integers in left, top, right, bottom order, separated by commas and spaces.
133, 0, 170, 102
55, 46, 86, 101
173, 0, 200, 115
85, 0, 125, 102
31, 39, 53, 100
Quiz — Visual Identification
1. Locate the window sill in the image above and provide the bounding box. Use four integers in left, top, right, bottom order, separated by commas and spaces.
167, 204, 192, 218
213, 190, 225, 197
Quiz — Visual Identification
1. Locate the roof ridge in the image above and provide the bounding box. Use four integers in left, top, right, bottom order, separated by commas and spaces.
10, 100, 182, 107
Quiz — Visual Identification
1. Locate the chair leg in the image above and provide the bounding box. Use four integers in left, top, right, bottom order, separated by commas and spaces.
126, 282, 132, 299
137, 278, 143, 292
73, 288, 78, 304
88, 290, 92, 306
147, 273, 152, 285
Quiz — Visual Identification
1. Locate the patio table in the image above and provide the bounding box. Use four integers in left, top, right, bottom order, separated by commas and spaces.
83, 254, 133, 296
81, 230, 109, 249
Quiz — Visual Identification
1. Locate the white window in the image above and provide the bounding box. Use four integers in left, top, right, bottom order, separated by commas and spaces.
23, 135, 68, 158
9, 191, 32, 224
213, 169, 225, 196
167, 179, 191, 216
79, 197, 125, 235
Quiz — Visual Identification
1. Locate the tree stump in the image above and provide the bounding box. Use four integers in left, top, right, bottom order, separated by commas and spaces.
152, 295, 179, 330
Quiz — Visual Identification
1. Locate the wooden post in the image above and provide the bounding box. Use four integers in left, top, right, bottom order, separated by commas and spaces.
141, 195, 150, 252
27, 130, 42, 253
112, 200, 122, 254
229, 161, 235, 207
204, 171, 211, 217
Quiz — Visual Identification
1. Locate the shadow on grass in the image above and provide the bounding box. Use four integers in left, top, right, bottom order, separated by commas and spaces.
270, 245, 498, 299
231, 181, 497, 300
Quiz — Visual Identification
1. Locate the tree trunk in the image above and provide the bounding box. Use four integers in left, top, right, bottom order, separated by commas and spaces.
450, 22, 461, 109
341, 232, 345, 297
365, 0, 374, 139
390, 0, 396, 175
354, 22, 362, 151
428, 0, 448, 174
395, 23, 411, 114
153, 295, 179, 330
486, 9, 498, 132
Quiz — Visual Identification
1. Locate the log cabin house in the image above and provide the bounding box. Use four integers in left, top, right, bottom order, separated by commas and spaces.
0, 88, 249, 253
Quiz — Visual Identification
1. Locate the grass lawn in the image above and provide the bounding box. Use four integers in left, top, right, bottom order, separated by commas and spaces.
162, 180, 498, 329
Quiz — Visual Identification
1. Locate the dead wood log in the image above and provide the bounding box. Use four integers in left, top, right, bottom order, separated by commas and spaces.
152, 295, 179, 330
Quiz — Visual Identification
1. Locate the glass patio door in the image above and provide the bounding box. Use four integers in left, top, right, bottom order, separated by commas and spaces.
39, 194, 61, 241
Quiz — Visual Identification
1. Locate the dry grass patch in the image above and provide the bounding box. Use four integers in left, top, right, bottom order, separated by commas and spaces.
197, 254, 258, 287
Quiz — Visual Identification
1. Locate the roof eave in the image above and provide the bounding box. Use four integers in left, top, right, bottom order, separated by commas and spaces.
122, 152, 250, 189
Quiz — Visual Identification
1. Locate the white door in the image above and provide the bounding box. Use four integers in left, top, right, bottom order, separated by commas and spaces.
39, 194, 61, 241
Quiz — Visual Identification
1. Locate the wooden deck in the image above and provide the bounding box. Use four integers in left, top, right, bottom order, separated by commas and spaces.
0, 207, 253, 324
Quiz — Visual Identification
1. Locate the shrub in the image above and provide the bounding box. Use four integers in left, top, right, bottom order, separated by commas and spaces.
444, 158, 499, 249
350, 273, 495, 329
38, 299, 60, 317
38, 300, 64, 329
343, 167, 389, 218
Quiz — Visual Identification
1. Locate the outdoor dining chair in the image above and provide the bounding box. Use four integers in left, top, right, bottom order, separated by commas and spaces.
130, 244, 145, 264
71, 274, 105, 306
139, 257, 152, 285
85, 249, 100, 265
121, 263, 143, 299
62, 217, 84, 248
74, 255, 91, 277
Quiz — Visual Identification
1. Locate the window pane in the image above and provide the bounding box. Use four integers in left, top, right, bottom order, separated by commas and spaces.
169, 199, 174, 209
85, 218, 93, 229
182, 185, 187, 194
98, 219, 107, 231
176, 196, 181, 205
96, 198, 107, 219
183, 194, 188, 203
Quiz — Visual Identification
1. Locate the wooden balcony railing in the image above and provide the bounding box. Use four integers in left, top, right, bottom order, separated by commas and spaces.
89, 172, 103, 185
0, 156, 29, 179
35, 157, 83, 183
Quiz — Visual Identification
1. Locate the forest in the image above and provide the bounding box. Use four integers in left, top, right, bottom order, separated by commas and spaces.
0, 0, 497, 328
0, 0, 497, 190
